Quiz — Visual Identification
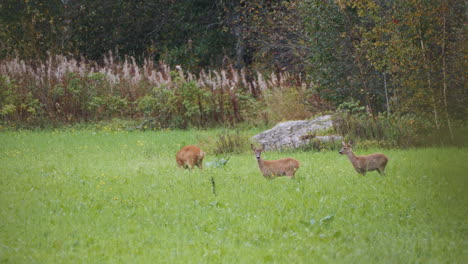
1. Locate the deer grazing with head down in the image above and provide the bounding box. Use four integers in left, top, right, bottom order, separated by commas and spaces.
251, 144, 300, 179
339, 141, 388, 175
176, 145, 205, 169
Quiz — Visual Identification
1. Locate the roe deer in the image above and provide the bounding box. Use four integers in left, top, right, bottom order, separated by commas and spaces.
176, 145, 205, 169
339, 141, 388, 175
251, 144, 300, 179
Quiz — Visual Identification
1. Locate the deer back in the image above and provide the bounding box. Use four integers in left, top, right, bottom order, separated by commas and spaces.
261, 157, 300, 177
358, 153, 388, 169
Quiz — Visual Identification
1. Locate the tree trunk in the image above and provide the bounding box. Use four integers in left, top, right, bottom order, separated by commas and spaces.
441, 7, 454, 141
383, 72, 390, 113
233, 22, 245, 69
419, 32, 440, 132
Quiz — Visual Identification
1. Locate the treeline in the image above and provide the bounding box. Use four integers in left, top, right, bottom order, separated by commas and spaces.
0, 0, 466, 140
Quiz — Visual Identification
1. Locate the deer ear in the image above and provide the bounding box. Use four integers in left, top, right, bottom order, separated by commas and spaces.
342, 141, 346, 146
349, 139, 354, 146
261, 144, 265, 150
250, 144, 255, 150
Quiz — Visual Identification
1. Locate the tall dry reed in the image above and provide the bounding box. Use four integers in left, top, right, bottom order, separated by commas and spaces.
0, 53, 329, 127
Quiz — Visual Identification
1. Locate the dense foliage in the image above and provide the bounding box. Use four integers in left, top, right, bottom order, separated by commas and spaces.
0, 0, 466, 144
0, 55, 323, 128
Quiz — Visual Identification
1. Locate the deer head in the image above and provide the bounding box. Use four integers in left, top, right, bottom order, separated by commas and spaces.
251, 144, 265, 159
339, 140, 353, 155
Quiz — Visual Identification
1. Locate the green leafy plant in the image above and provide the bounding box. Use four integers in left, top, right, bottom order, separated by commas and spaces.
333, 100, 439, 148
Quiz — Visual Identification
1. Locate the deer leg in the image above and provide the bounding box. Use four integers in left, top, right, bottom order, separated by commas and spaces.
189, 157, 197, 170
286, 169, 296, 179
176, 159, 184, 168
187, 162, 194, 170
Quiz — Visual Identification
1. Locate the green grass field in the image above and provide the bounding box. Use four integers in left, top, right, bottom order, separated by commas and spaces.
0, 129, 466, 263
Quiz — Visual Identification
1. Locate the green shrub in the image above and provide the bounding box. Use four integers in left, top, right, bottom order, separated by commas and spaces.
333, 100, 439, 148
198, 130, 249, 155
0, 75, 18, 120
299, 137, 342, 152
263, 88, 312, 123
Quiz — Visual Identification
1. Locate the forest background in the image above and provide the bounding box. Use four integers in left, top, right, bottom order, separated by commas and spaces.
0, 0, 466, 147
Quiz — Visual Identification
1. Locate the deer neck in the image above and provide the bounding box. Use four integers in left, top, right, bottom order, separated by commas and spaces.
346, 150, 358, 164
256, 157, 265, 169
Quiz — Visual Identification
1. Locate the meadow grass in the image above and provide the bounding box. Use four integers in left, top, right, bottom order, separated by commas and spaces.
0, 129, 466, 263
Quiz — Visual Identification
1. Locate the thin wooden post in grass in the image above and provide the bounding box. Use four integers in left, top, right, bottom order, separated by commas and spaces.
210, 177, 216, 196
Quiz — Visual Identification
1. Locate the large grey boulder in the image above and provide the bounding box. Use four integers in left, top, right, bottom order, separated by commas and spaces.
251, 115, 342, 150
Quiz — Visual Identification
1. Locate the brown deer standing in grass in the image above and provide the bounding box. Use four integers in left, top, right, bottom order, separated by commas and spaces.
176, 145, 205, 169
339, 141, 388, 175
251, 144, 300, 179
